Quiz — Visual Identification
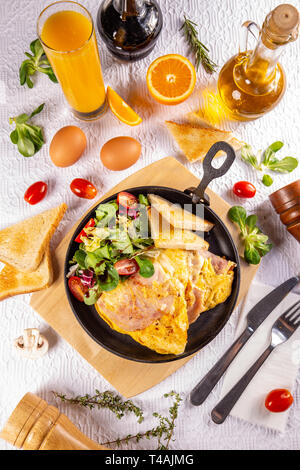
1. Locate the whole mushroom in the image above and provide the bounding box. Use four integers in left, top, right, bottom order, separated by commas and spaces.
14, 328, 48, 359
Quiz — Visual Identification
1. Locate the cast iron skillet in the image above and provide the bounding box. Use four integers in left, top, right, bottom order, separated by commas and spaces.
64, 142, 240, 363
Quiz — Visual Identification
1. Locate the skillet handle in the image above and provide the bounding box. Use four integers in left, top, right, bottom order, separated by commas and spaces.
184, 141, 236, 205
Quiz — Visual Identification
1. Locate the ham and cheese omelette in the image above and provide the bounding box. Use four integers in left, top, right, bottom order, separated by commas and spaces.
96, 248, 235, 355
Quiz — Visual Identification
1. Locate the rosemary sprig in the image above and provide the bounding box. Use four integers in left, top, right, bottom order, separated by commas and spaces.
180, 15, 218, 74
101, 391, 182, 450
53, 390, 144, 423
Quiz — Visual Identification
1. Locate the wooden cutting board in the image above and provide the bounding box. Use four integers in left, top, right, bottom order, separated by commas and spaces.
30, 157, 258, 398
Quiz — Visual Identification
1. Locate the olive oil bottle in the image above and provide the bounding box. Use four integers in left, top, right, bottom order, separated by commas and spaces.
218, 4, 299, 121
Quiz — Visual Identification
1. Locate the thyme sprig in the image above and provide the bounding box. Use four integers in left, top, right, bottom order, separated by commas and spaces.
53, 390, 181, 450
101, 392, 182, 450
180, 15, 218, 74
53, 390, 144, 423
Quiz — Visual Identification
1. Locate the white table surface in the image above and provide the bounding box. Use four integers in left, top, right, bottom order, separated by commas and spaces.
0, 0, 300, 450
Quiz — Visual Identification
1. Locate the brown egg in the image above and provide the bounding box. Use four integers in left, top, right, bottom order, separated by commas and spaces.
100, 136, 141, 171
50, 126, 87, 167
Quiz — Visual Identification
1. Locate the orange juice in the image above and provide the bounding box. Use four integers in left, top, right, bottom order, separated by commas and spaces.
39, 5, 106, 119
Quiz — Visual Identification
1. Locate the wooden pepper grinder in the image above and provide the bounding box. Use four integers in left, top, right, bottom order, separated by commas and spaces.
0, 393, 107, 450
269, 179, 300, 243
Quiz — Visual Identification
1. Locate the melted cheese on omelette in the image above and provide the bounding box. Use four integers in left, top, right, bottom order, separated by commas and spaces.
96, 249, 234, 355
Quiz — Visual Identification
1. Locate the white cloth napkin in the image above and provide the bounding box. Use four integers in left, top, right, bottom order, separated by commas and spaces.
220, 281, 300, 432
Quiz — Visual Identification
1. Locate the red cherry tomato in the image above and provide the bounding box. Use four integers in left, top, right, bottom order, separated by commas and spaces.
117, 192, 138, 209
68, 276, 88, 302
75, 218, 96, 243
233, 181, 256, 198
24, 181, 47, 205
265, 389, 293, 413
70, 178, 97, 199
114, 258, 139, 275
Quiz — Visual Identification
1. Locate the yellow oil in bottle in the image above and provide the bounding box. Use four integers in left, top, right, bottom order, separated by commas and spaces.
217, 52, 286, 121
216, 4, 299, 122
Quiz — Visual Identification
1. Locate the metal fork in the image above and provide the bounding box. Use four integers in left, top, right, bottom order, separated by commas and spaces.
211, 300, 300, 424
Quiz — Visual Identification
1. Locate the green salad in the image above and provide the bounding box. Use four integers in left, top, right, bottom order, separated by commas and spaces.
67, 191, 155, 305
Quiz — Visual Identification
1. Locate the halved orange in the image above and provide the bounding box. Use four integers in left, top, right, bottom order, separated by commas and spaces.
107, 86, 142, 126
146, 54, 196, 105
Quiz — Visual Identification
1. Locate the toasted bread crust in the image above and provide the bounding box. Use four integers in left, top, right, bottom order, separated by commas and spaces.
149, 208, 209, 251
148, 194, 214, 232
0, 203, 67, 273
0, 246, 53, 301
165, 120, 243, 162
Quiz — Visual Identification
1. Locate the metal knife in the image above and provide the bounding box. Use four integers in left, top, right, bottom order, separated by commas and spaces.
190, 275, 300, 406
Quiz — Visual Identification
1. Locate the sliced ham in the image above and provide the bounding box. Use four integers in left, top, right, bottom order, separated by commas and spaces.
97, 282, 175, 331
97, 248, 234, 333
200, 250, 230, 274
187, 286, 204, 324
131, 261, 169, 287
185, 250, 234, 324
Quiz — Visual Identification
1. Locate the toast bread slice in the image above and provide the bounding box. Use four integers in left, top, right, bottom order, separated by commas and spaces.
148, 194, 214, 232
186, 111, 216, 128
0, 246, 53, 301
0, 203, 67, 272
165, 120, 243, 162
149, 208, 209, 250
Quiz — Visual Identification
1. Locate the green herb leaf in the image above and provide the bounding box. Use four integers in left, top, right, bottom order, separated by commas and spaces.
29, 103, 45, 118
244, 242, 261, 265
10, 129, 18, 144
135, 256, 155, 278
262, 174, 273, 186
109, 228, 134, 255
96, 202, 118, 227
85, 252, 99, 270
138, 194, 150, 206
94, 261, 106, 276
72, 249, 86, 269
265, 156, 298, 173
245, 214, 257, 232
266, 141, 284, 153
19, 39, 57, 88
9, 104, 45, 157
98, 264, 119, 292
83, 286, 101, 305
93, 245, 111, 260
228, 206, 247, 232
228, 206, 272, 265
241, 144, 262, 171
131, 238, 154, 249
17, 131, 35, 157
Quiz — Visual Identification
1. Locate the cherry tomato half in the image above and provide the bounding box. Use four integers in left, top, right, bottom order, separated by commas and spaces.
68, 276, 88, 302
117, 192, 138, 209
233, 181, 256, 198
75, 218, 96, 243
265, 389, 293, 413
70, 178, 97, 199
114, 258, 139, 275
24, 181, 47, 205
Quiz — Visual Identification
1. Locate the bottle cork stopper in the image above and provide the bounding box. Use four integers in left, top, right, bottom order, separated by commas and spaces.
268, 4, 299, 41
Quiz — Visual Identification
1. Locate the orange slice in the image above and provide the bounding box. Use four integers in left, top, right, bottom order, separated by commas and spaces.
107, 86, 142, 126
146, 54, 196, 105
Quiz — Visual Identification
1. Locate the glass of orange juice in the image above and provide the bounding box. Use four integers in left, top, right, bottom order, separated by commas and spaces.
38, 1, 107, 121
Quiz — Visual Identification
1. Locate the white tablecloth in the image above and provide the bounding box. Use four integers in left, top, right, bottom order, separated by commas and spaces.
0, 0, 300, 450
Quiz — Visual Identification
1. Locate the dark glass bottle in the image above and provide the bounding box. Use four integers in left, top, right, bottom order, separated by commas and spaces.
97, 0, 163, 62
